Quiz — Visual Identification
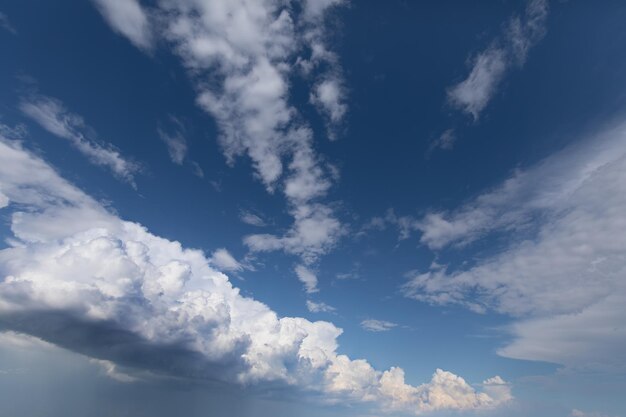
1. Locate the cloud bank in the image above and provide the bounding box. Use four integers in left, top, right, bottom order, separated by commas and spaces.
0, 130, 510, 415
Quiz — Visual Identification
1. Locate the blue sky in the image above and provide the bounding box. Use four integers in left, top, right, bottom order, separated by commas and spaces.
0, 1, 625, 416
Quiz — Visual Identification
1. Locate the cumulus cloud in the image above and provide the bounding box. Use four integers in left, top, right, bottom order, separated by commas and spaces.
210, 248, 244, 272
0, 131, 509, 415
447, 0, 548, 119
306, 300, 335, 313
244, 203, 345, 264
310, 77, 347, 140
360, 319, 397, 332
403, 121, 626, 370
19, 93, 140, 186
91, 0, 348, 269
91, 0, 153, 50
295, 264, 319, 294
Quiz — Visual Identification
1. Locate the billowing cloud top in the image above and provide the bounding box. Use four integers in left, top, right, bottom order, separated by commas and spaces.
0, 132, 510, 414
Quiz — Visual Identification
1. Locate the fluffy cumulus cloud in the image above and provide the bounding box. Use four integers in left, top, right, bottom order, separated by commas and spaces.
0, 132, 509, 415
310, 77, 347, 139
92, 0, 349, 273
447, 0, 548, 119
403, 121, 626, 370
19, 93, 140, 186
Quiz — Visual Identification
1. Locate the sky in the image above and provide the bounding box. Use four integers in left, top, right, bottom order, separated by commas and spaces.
0, 1, 625, 416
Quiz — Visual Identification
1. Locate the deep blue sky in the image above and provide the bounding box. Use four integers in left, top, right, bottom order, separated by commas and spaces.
1, 1, 625, 417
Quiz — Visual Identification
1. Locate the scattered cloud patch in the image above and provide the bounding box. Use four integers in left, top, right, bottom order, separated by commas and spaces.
210, 248, 244, 272
310, 77, 347, 140
157, 120, 187, 165
361, 319, 397, 332
190, 161, 205, 178
428, 128, 456, 153
91, 359, 137, 383
0, 11, 16, 34
571, 410, 614, 417
19, 93, 140, 186
295, 264, 319, 294
91, 0, 153, 50
239, 210, 267, 227
447, 0, 548, 120
306, 300, 336, 313
95, 0, 348, 271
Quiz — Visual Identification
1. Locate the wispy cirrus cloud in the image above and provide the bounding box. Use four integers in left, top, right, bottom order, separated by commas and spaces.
447, 0, 548, 120
19, 93, 140, 186
0, 128, 510, 415
157, 118, 187, 165
404, 120, 626, 371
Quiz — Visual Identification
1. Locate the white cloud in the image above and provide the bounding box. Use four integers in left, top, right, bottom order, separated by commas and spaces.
0, 11, 17, 34
448, 47, 507, 120
360, 319, 397, 332
191, 161, 205, 178
19, 94, 140, 186
447, 0, 548, 119
404, 121, 626, 370
210, 248, 244, 272
239, 210, 266, 227
306, 300, 335, 313
91, 359, 137, 383
91, 0, 153, 50
377, 368, 510, 415
571, 409, 614, 417
428, 128, 456, 152
0, 135, 509, 415
158, 123, 187, 165
94, 0, 348, 268
244, 203, 345, 264
295, 264, 318, 294
310, 77, 347, 139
